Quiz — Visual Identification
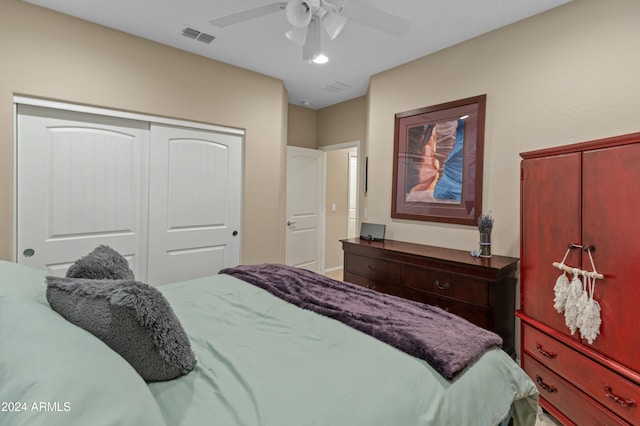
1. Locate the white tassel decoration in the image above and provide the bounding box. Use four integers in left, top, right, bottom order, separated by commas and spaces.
580, 299, 601, 344
579, 272, 602, 344
553, 271, 570, 313
553, 249, 572, 313
564, 269, 583, 335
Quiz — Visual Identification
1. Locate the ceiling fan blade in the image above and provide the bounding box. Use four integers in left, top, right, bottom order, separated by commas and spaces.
209, 2, 287, 28
342, 0, 412, 37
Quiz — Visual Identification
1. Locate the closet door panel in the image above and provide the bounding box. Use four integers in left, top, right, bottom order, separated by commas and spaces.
582, 143, 640, 372
17, 105, 149, 278
148, 124, 241, 285
520, 153, 582, 337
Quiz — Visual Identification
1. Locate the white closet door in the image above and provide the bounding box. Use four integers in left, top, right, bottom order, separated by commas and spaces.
17, 105, 149, 278
147, 124, 242, 285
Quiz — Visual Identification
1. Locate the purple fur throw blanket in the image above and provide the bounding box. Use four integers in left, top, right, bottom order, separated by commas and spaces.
221, 263, 502, 380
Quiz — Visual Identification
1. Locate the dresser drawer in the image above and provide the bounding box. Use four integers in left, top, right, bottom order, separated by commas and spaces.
343, 272, 404, 298
344, 254, 401, 283
523, 323, 640, 424
404, 265, 488, 307
405, 289, 489, 328
523, 354, 629, 425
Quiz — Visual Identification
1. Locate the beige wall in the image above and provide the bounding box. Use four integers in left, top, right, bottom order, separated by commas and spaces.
0, 0, 288, 264
287, 104, 317, 148
365, 0, 640, 257
317, 97, 366, 148
287, 96, 367, 149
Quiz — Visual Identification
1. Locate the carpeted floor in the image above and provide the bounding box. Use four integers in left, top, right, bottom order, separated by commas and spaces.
324, 268, 343, 281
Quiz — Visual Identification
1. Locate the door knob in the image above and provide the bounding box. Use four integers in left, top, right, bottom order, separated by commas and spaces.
287, 221, 296, 226
23, 248, 35, 257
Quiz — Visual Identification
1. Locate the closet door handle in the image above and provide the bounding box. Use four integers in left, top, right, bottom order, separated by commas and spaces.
536, 375, 557, 394
604, 385, 637, 407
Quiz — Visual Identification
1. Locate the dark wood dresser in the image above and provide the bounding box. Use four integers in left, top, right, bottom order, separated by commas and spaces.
341, 238, 519, 357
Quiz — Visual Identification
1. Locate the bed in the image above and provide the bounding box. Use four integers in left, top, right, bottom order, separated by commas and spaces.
0, 259, 538, 426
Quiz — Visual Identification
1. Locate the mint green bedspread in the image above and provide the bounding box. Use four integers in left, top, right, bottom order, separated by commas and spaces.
0, 261, 538, 425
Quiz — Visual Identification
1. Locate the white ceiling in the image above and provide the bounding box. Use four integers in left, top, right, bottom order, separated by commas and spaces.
24, 0, 571, 109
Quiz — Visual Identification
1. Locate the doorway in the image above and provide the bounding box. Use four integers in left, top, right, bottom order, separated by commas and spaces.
321, 141, 360, 277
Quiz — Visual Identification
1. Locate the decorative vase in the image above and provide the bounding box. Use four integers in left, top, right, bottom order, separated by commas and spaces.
479, 231, 492, 258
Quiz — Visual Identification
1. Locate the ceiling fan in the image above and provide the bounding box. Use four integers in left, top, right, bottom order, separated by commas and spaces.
209, 0, 411, 63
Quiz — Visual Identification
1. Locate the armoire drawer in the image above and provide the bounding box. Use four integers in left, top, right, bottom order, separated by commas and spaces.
523, 354, 628, 425
404, 265, 488, 308
523, 323, 640, 424
405, 289, 489, 328
343, 272, 404, 298
345, 254, 401, 283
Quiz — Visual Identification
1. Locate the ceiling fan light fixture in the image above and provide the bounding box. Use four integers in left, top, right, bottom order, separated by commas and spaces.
302, 18, 326, 64
322, 10, 347, 40
312, 53, 329, 64
285, 0, 317, 28
285, 26, 308, 45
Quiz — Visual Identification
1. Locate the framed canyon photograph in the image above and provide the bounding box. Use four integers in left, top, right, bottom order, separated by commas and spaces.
391, 95, 486, 225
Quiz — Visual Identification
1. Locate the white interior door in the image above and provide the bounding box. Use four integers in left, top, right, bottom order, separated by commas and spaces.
147, 124, 242, 285
16, 105, 149, 278
285, 146, 324, 273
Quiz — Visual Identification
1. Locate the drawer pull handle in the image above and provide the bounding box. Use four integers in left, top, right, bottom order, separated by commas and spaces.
536, 375, 557, 394
367, 284, 377, 290
367, 264, 376, 271
435, 280, 450, 290
535, 343, 557, 359
604, 385, 637, 408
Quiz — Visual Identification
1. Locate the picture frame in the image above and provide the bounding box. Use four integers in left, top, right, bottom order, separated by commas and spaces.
391, 94, 486, 225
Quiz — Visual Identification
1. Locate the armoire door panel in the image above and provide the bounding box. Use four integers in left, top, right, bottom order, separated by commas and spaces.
582, 143, 640, 372
147, 124, 242, 286
520, 152, 582, 337
17, 105, 149, 279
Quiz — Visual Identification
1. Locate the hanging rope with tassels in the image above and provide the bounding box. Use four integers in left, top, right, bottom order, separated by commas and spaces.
551, 245, 603, 344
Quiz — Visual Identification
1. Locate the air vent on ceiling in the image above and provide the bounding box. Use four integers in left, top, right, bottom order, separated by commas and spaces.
181, 27, 215, 44
321, 81, 351, 93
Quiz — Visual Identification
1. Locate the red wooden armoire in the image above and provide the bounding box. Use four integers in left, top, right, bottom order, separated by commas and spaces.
517, 132, 640, 425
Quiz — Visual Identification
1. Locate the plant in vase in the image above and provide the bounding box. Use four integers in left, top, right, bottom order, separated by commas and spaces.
478, 213, 494, 258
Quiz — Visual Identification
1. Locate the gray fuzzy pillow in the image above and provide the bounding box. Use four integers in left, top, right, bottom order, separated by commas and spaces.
66, 245, 134, 280
46, 276, 196, 382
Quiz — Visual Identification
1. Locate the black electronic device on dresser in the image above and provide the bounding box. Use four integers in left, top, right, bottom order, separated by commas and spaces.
341, 238, 519, 358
